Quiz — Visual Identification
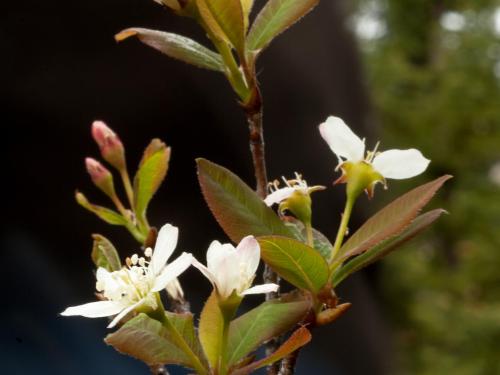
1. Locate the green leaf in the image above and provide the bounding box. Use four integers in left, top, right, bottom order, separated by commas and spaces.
241, 0, 254, 31
196, 158, 293, 243
226, 297, 311, 366
133, 139, 170, 219
198, 292, 224, 369
196, 0, 245, 54
105, 312, 206, 369
258, 236, 330, 293
336, 175, 452, 262
231, 327, 312, 375
332, 209, 447, 286
283, 217, 332, 259
115, 28, 225, 72
76, 191, 128, 226
247, 0, 319, 51
91, 234, 121, 271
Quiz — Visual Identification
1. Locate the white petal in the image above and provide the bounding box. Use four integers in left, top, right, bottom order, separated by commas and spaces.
372, 149, 430, 179
107, 299, 144, 328
236, 236, 260, 280
61, 300, 124, 318
151, 224, 179, 275
151, 252, 193, 292
263, 187, 296, 206
241, 283, 280, 295
319, 116, 365, 162
206, 240, 234, 274
165, 278, 184, 300
192, 258, 216, 284
215, 250, 241, 299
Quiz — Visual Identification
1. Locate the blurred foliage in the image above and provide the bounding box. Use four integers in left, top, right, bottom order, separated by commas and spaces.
352, 0, 500, 373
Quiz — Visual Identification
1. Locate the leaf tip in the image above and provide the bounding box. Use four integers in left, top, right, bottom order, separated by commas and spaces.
115, 29, 138, 43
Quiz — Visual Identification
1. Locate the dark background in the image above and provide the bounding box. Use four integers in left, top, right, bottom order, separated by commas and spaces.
3, 1, 392, 373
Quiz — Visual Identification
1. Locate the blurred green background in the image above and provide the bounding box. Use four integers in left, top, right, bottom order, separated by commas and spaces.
351, 1, 500, 373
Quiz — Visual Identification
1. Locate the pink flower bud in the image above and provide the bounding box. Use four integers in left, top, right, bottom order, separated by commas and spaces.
91, 121, 126, 170
85, 157, 116, 198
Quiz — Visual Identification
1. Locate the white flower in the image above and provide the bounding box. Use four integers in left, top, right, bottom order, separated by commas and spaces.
264, 173, 325, 207
319, 116, 430, 180
61, 224, 192, 328
192, 236, 279, 300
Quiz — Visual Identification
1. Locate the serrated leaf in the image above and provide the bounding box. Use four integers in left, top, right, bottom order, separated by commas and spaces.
226, 297, 311, 366
91, 234, 121, 271
198, 292, 224, 369
336, 175, 452, 262
115, 28, 225, 72
133, 139, 170, 219
196, 0, 245, 54
196, 158, 293, 243
247, 0, 319, 51
76, 191, 128, 226
105, 312, 206, 369
258, 236, 329, 293
332, 209, 447, 286
231, 327, 311, 375
283, 217, 332, 259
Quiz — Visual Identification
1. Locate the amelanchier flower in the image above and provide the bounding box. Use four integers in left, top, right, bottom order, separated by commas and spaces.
319, 116, 430, 197
192, 236, 279, 300
61, 224, 192, 328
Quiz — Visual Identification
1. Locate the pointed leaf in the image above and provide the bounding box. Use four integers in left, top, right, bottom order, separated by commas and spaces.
105, 312, 206, 369
226, 297, 311, 366
197, 158, 293, 243
196, 0, 245, 53
198, 292, 224, 369
133, 139, 170, 219
76, 191, 128, 226
116, 28, 225, 72
283, 217, 332, 259
241, 0, 255, 31
247, 0, 319, 51
91, 234, 121, 271
258, 236, 329, 293
332, 209, 447, 286
336, 175, 452, 262
232, 327, 311, 375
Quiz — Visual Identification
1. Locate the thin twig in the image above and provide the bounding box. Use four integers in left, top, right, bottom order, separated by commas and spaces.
278, 348, 301, 375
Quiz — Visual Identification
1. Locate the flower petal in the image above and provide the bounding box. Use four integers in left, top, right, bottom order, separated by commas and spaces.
236, 236, 261, 280
263, 187, 296, 206
61, 300, 124, 318
319, 116, 365, 162
165, 278, 184, 300
192, 257, 217, 287
372, 149, 430, 179
151, 252, 193, 292
207, 240, 234, 275
107, 299, 144, 328
151, 224, 179, 275
241, 283, 280, 295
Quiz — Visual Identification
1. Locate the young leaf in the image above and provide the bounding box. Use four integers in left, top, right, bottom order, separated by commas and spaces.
115, 28, 225, 72
76, 191, 128, 226
241, 0, 255, 31
283, 217, 332, 259
196, 0, 246, 54
247, 0, 319, 51
105, 312, 206, 369
133, 139, 170, 220
196, 158, 293, 243
226, 297, 311, 367
336, 175, 452, 262
198, 292, 224, 369
91, 234, 121, 272
332, 209, 447, 286
258, 236, 330, 293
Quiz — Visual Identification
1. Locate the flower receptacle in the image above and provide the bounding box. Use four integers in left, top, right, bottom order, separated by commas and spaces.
340, 161, 384, 200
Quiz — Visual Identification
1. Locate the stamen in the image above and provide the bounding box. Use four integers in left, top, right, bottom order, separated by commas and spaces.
131, 254, 139, 265
144, 247, 153, 258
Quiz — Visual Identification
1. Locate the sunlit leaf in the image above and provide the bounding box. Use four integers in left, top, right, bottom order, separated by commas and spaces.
332, 209, 447, 286
247, 0, 319, 51
133, 139, 170, 219
231, 327, 312, 374
197, 158, 293, 243
91, 234, 121, 271
336, 175, 452, 261
226, 297, 311, 366
116, 28, 225, 72
258, 236, 329, 293
241, 0, 254, 31
198, 292, 224, 369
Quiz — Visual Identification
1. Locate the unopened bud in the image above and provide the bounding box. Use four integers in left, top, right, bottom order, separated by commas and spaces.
91, 121, 126, 170
85, 158, 117, 199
